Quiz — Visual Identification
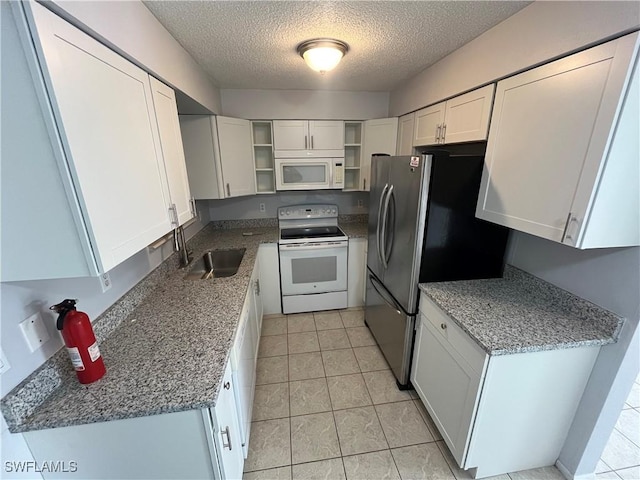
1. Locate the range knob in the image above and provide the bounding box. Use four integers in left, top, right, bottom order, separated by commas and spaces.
286, 210, 291, 216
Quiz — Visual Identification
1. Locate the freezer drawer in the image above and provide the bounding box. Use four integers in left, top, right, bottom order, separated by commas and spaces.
365, 269, 415, 387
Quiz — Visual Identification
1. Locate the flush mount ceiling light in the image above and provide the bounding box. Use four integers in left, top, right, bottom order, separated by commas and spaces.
297, 38, 349, 74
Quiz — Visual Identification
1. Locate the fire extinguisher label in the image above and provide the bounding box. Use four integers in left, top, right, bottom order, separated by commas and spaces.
66, 347, 85, 371
88, 342, 101, 362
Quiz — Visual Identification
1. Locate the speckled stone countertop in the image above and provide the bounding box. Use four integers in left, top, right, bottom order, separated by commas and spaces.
419, 266, 623, 356
3, 218, 368, 433
5, 225, 278, 433
340, 221, 368, 239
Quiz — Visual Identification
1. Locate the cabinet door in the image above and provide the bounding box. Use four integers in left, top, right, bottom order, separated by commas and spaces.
259, 244, 282, 315
411, 315, 483, 467
413, 102, 445, 146
476, 35, 638, 244
442, 85, 494, 144
361, 118, 398, 191
216, 116, 256, 197
309, 121, 345, 150
213, 363, 245, 480
347, 238, 367, 307
396, 113, 415, 155
150, 77, 194, 226
26, 1, 172, 273
179, 115, 224, 200
236, 300, 257, 458
273, 120, 308, 150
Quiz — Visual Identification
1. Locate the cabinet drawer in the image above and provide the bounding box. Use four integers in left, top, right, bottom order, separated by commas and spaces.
419, 296, 487, 374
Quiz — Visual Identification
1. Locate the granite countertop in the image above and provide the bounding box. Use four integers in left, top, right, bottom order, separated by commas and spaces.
419, 266, 623, 356
340, 221, 368, 239
6, 225, 278, 433
4, 218, 368, 433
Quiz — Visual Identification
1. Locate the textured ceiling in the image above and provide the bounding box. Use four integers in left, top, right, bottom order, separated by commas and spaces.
144, 1, 531, 92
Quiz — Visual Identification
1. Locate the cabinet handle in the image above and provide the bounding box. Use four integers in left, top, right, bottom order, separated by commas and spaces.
169, 204, 178, 226
304, 135, 308, 149
561, 212, 574, 243
440, 323, 447, 330
226, 183, 231, 197
223, 381, 231, 390
363, 178, 366, 190
441, 124, 446, 144
221, 426, 232, 450
435, 124, 441, 142
189, 197, 196, 217
255, 279, 261, 296
311, 135, 314, 149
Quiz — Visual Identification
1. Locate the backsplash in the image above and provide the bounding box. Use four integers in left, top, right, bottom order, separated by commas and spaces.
208, 190, 369, 221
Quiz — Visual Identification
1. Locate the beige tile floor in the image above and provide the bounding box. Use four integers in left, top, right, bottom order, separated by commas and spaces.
596, 374, 640, 480
243, 308, 581, 480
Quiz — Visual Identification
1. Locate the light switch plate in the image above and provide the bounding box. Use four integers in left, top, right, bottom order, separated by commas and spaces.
19, 313, 50, 353
0, 348, 10, 374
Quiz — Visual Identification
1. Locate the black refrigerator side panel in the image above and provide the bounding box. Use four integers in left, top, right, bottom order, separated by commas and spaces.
419, 155, 510, 282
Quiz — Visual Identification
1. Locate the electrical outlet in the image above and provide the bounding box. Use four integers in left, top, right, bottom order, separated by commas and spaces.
0, 348, 10, 374
100, 272, 112, 292
357, 199, 364, 208
19, 313, 50, 353
259, 203, 266, 213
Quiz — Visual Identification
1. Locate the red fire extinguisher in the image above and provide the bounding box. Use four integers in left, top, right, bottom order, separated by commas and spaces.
50, 299, 106, 384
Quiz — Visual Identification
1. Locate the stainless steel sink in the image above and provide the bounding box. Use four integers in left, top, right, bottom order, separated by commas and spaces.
184, 248, 246, 280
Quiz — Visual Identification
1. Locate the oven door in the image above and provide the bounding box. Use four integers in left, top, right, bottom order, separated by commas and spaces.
279, 241, 348, 295
275, 159, 332, 190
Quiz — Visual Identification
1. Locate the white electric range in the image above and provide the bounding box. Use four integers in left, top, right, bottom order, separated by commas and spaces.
278, 204, 349, 314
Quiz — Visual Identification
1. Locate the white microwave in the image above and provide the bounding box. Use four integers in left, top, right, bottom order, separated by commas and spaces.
274, 156, 344, 191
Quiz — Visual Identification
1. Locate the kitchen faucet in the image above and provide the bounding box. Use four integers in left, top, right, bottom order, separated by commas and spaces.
174, 225, 192, 267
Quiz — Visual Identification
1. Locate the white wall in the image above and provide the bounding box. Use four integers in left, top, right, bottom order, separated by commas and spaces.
44, 0, 221, 115
507, 232, 640, 476
208, 191, 368, 221
221, 89, 389, 120
389, 1, 640, 116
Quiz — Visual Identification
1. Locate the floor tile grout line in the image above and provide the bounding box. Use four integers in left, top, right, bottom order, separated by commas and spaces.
435, 440, 462, 480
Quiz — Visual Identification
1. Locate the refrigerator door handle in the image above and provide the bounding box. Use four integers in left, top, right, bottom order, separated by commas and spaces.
380, 184, 394, 269
377, 184, 389, 268
369, 272, 408, 316
384, 188, 396, 265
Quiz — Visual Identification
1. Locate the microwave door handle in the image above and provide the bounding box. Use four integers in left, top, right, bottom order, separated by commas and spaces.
377, 184, 389, 267
384, 187, 396, 265
380, 184, 394, 269
369, 272, 406, 316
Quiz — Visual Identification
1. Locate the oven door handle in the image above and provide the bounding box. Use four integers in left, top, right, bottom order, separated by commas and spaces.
369, 272, 409, 316
280, 241, 348, 251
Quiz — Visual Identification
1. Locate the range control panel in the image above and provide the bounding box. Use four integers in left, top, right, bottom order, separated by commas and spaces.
278, 204, 338, 220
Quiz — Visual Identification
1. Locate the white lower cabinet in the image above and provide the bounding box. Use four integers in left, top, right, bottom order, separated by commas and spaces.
347, 238, 367, 307
259, 243, 282, 315
209, 361, 245, 480
411, 293, 600, 478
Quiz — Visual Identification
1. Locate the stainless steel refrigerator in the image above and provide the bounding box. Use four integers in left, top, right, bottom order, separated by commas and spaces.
365, 147, 509, 387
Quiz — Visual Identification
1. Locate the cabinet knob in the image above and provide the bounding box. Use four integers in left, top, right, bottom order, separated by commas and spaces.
440, 323, 447, 330
223, 381, 231, 390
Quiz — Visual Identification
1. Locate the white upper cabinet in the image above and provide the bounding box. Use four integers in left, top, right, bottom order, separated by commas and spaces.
308, 121, 345, 150
414, 103, 445, 146
180, 115, 255, 199
397, 113, 415, 155
273, 120, 344, 152
4, 1, 177, 280
476, 33, 639, 249
361, 117, 399, 191
150, 77, 194, 226
413, 85, 495, 147
216, 116, 257, 198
